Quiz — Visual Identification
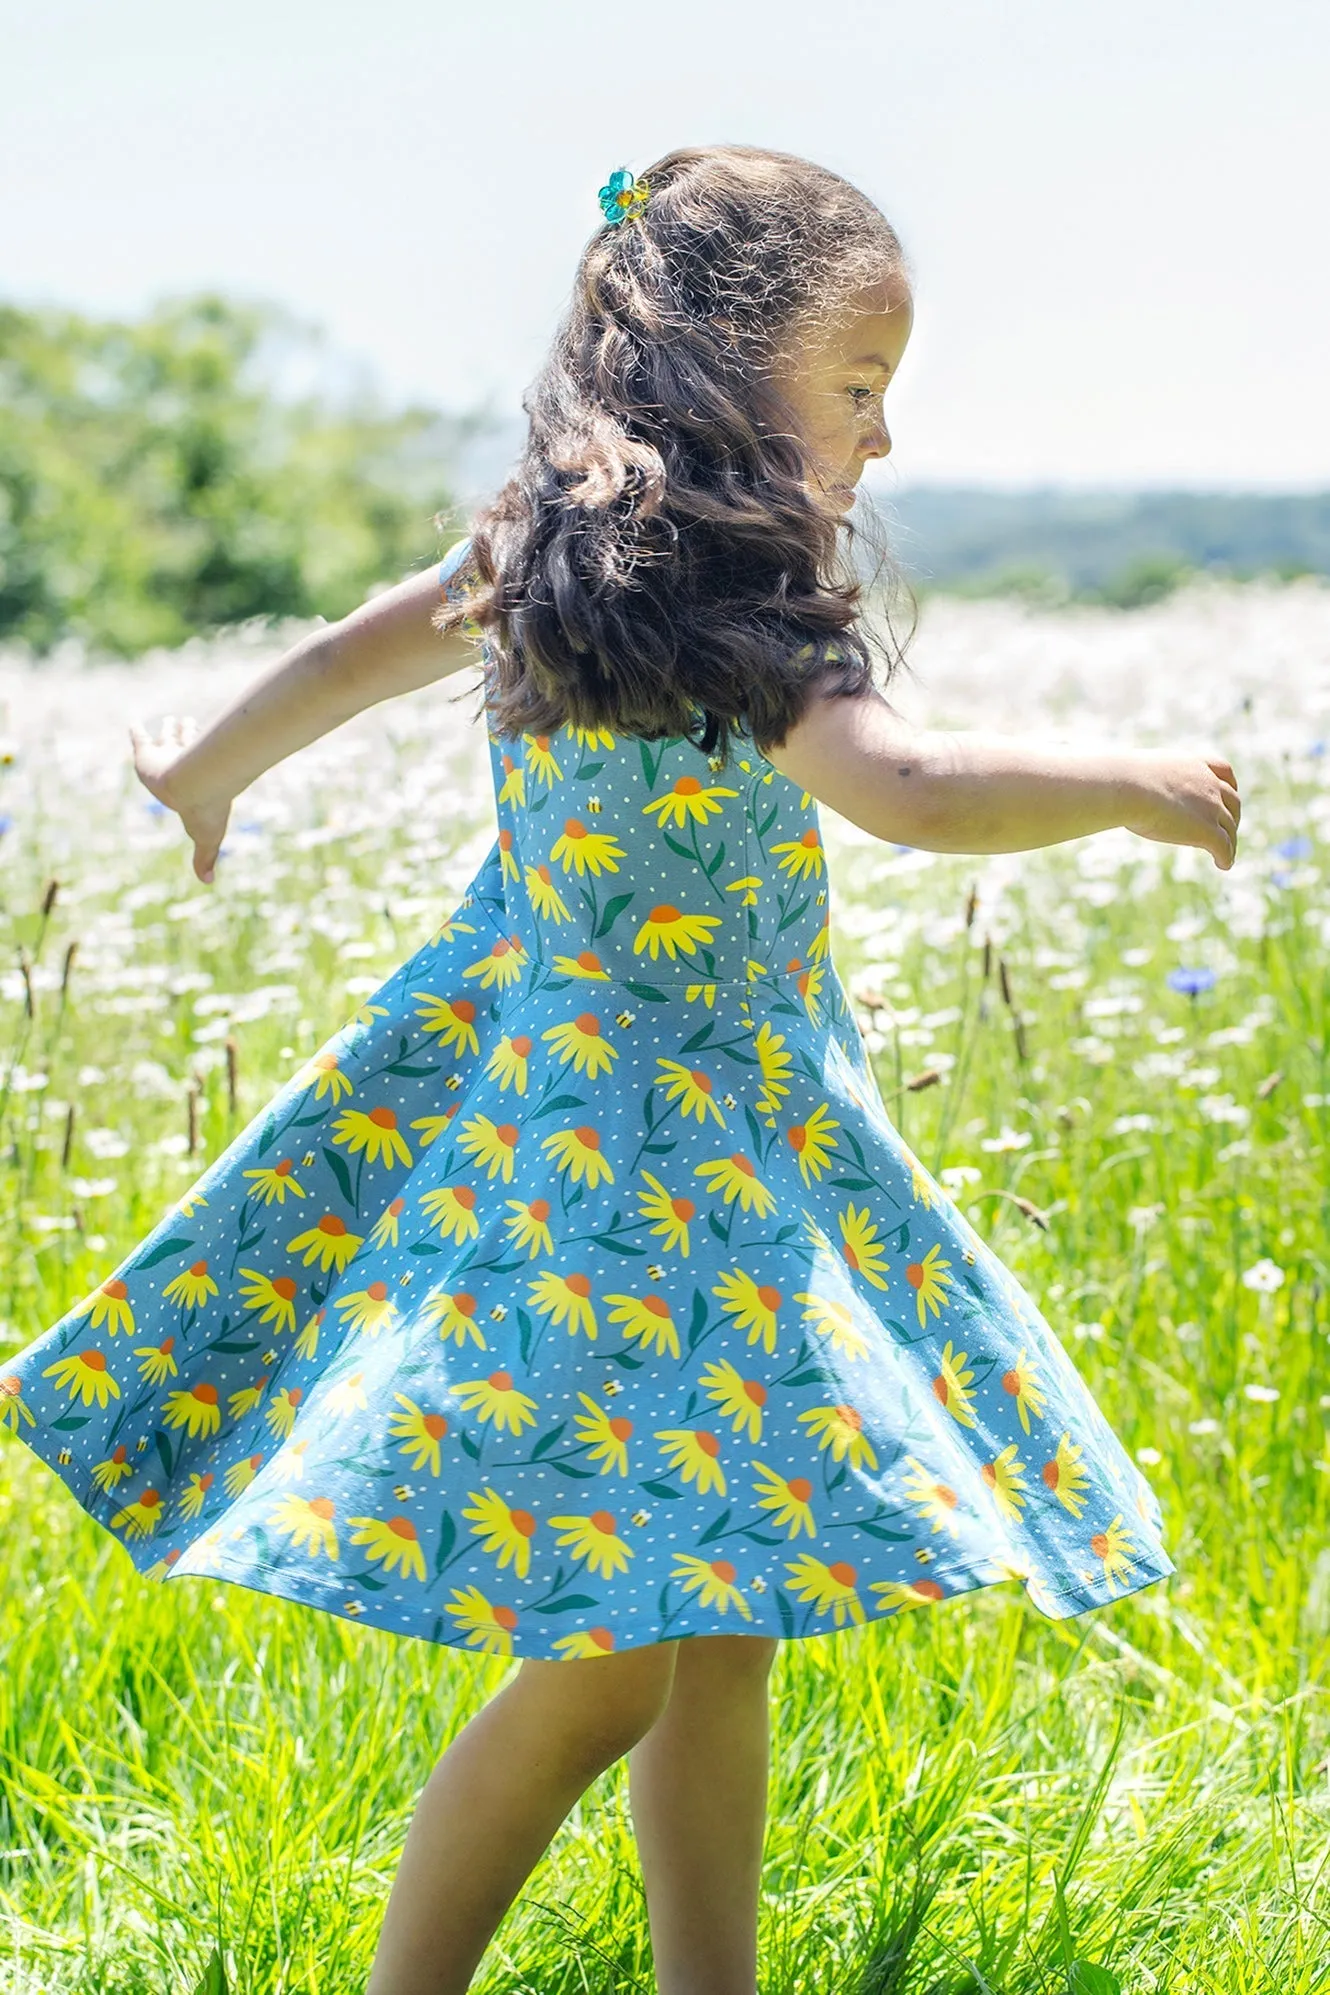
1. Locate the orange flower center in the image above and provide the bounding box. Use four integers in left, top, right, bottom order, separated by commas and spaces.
843, 1244, 861, 1270
644, 1295, 671, 1319
828, 1560, 857, 1586
423, 1413, 448, 1439
1090, 1532, 1111, 1558
492, 940, 511, 958
453, 1293, 477, 1316
936, 1482, 958, 1509
288, 1387, 303, 1406
103, 1279, 128, 1300
529, 1199, 551, 1222
499, 828, 513, 849
710, 1558, 737, 1583
112, 1445, 128, 1462
800, 829, 820, 848
319, 1215, 348, 1236
787, 1125, 807, 1152
981, 1462, 997, 1487
697, 1431, 720, 1458
905, 1262, 924, 1289
496, 1124, 519, 1147
836, 1404, 863, 1430
590, 1510, 616, 1534
587, 1624, 613, 1650
314, 1053, 339, 1071
671, 1196, 695, 1221
453, 1186, 477, 1210
511, 1036, 533, 1057
309, 1497, 336, 1521
787, 1476, 812, 1502
564, 818, 588, 839
743, 1379, 767, 1407
674, 776, 702, 795
915, 1580, 945, 1602
388, 1516, 418, 1540
139, 1489, 162, 1510
189, 1259, 208, 1276
491, 1370, 514, 1389
1002, 1369, 1022, 1396
388, 1198, 404, 1216
575, 1126, 600, 1151
649, 903, 682, 924
730, 1154, 755, 1177
931, 1376, 950, 1404
535, 734, 550, 750
565, 1274, 593, 1299
576, 951, 603, 972
690, 1069, 712, 1093
275, 1159, 294, 1176
82, 1349, 107, 1371
575, 1012, 601, 1036
192, 1383, 218, 1405
451, 999, 476, 1023
511, 1509, 536, 1538
757, 1285, 782, 1312
272, 1277, 298, 1301
367, 1282, 388, 1301
610, 1416, 633, 1441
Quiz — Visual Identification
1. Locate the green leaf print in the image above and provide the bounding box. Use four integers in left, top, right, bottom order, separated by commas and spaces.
705, 841, 727, 878
638, 739, 661, 787
209, 1338, 263, 1354
532, 1093, 587, 1120
322, 1145, 355, 1209
137, 1235, 196, 1269
457, 1429, 481, 1460
154, 1430, 174, 1480
575, 761, 605, 781
662, 833, 694, 864
687, 1292, 709, 1352
50, 1414, 90, 1432
829, 1175, 877, 1193
640, 1479, 684, 1500
696, 1508, 731, 1545
625, 982, 668, 1002
531, 1423, 567, 1458
679, 1020, 715, 1055
595, 892, 635, 938
434, 1510, 456, 1576
532, 1595, 599, 1615
774, 1587, 796, 1638
517, 1308, 534, 1365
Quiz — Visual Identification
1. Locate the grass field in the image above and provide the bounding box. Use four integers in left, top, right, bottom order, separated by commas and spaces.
2, 577, 1329, 1993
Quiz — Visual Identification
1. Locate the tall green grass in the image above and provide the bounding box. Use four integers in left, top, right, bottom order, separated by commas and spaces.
2, 730, 1328, 1993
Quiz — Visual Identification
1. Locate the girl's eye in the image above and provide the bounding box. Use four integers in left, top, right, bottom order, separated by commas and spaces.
848, 386, 877, 408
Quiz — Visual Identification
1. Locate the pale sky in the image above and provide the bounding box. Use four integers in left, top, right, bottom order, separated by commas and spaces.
3, 0, 1326, 490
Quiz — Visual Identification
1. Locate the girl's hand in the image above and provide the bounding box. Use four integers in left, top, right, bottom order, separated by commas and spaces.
128, 716, 234, 884
1118, 750, 1241, 871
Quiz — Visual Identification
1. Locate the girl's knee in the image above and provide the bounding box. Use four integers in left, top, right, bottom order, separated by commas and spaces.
512, 1639, 679, 1764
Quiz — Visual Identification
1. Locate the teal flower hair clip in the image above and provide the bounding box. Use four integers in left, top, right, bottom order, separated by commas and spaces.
598, 168, 651, 226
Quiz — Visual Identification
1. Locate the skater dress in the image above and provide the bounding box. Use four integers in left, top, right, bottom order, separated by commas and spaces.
2, 539, 1174, 1660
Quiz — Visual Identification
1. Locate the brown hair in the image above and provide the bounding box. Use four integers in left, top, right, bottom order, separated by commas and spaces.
436, 143, 915, 756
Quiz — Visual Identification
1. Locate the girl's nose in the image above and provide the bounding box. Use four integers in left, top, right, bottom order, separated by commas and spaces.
861, 422, 892, 462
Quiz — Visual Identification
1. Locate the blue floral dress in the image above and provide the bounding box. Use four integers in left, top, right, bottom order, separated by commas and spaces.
2, 541, 1173, 1660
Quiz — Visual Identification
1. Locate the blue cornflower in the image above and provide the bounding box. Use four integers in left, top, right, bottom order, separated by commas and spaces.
1167, 966, 1217, 997
1276, 835, 1313, 861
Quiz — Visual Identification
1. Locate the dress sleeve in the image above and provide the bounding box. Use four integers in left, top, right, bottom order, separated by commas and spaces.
438, 536, 475, 604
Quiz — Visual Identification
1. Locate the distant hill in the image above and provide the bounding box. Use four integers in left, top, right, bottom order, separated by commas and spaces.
875, 485, 1330, 606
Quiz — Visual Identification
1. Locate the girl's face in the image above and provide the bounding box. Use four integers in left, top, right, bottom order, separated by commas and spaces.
773, 274, 914, 515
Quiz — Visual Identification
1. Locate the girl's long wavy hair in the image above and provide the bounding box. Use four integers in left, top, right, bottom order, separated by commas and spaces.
436, 143, 916, 757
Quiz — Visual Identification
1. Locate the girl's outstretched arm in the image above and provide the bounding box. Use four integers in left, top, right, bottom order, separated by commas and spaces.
768, 686, 1241, 871
130, 565, 477, 882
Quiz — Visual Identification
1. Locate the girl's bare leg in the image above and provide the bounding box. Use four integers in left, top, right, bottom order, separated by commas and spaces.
627, 1634, 779, 1995
366, 1639, 679, 1995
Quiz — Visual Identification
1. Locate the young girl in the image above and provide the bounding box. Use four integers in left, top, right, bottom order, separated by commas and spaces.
8, 145, 1239, 1995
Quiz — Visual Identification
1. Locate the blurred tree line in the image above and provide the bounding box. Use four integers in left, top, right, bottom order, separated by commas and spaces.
0, 294, 474, 655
